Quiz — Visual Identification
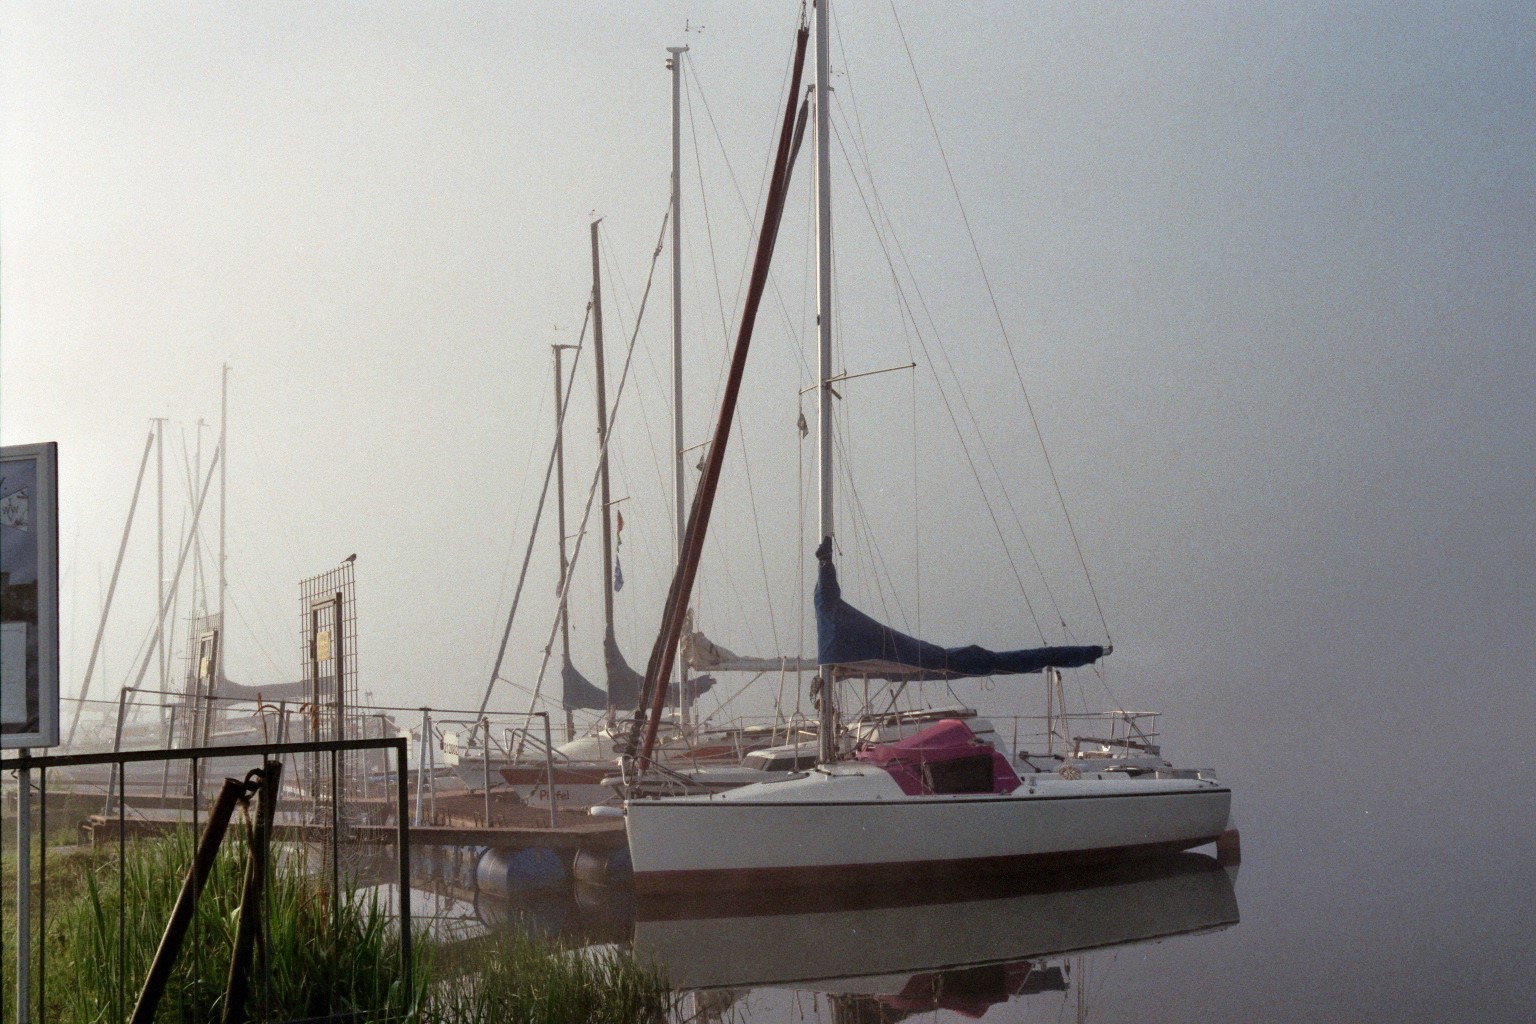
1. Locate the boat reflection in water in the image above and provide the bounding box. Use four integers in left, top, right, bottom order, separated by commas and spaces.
397, 848, 1236, 1022
633, 853, 1238, 1021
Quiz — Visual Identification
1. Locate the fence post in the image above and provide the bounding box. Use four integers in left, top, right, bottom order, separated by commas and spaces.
130, 776, 248, 1024
160, 704, 178, 801
221, 761, 281, 1024
103, 687, 133, 816
414, 708, 431, 826
482, 717, 492, 826
16, 749, 32, 1024
541, 713, 557, 828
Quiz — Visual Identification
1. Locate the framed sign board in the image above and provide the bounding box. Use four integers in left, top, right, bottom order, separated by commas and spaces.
2, 442, 59, 749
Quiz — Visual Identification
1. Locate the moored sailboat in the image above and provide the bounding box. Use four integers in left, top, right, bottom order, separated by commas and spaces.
623, 0, 1234, 896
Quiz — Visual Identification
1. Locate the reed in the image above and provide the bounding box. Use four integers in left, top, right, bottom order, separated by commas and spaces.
423, 930, 669, 1024
13, 828, 669, 1023
35, 827, 422, 1022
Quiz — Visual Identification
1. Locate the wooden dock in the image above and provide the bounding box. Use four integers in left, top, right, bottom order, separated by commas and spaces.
82, 788, 626, 853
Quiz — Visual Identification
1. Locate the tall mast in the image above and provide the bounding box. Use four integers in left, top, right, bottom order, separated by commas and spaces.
626, 17, 811, 768
153, 417, 166, 695
814, 0, 837, 763
667, 45, 688, 567
218, 365, 228, 688
667, 43, 691, 727
552, 343, 576, 740
590, 221, 618, 681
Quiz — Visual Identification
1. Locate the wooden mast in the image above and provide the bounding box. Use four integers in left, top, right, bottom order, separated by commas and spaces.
552, 343, 577, 740
627, 17, 811, 769
589, 220, 621, 721
667, 43, 692, 729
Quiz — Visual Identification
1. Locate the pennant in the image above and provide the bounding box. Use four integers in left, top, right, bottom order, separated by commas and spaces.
613, 557, 624, 592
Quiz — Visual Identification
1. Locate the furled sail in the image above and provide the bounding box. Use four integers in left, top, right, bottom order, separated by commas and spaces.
609, 632, 717, 708
561, 658, 609, 711
604, 634, 645, 710
814, 541, 1106, 681
681, 613, 818, 674
213, 677, 311, 703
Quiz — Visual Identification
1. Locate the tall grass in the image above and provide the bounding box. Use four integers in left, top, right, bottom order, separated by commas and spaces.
16, 826, 670, 1023
424, 931, 668, 1024
41, 827, 422, 1022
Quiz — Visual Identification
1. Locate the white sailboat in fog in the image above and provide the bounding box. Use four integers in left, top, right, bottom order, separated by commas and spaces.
622, 1, 1233, 897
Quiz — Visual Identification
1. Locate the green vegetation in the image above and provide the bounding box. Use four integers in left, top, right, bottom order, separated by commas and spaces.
30, 827, 420, 1022
425, 931, 668, 1024
2, 820, 668, 1023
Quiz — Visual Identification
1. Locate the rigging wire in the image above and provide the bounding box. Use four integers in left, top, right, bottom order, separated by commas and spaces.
834, 91, 1072, 641
222, 583, 288, 679
826, 110, 1046, 642
491, 343, 552, 620
682, 59, 735, 357
600, 226, 672, 512
887, 1, 1111, 644
471, 300, 592, 721
734, 413, 783, 654
678, 52, 786, 659
685, 54, 816, 385
841, 98, 1069, 641
516, 207, 672, 716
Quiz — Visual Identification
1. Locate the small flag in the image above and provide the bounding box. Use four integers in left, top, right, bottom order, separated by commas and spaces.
613, 557, 624, 592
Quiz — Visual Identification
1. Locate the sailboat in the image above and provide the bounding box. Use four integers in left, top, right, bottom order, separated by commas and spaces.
622, 1, 1233, 896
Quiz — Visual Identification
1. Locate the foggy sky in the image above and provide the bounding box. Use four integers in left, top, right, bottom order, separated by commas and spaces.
3, 1, 1533, 780
5, 3, 1536, 1016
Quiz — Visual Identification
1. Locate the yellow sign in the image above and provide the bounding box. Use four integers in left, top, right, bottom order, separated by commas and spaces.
316, 630, 332, 662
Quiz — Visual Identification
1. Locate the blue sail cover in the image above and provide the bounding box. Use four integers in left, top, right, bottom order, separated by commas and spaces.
814, 556, 1105, 681
605, 634, 644, 710
561, 658, 609, 711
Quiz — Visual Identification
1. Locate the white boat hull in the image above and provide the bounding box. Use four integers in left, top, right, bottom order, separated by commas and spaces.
626, 765, 1231, 896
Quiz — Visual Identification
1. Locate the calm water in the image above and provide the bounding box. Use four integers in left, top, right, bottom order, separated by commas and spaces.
406, 761, 1536, 1023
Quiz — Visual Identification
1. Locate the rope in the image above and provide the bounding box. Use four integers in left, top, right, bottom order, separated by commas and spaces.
471, 302, 591, 723
888, 2, 1111, 644
598, 225, 671, 520
828, 110, 1046, 642
517, 206, 672, 717
686, 55, 816, 385
680, 52, 787, 659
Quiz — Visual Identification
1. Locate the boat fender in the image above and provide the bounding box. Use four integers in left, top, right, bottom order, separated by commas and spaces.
476, 846, 569, 896
588, 804, 624, 818
572, 846, 633, 887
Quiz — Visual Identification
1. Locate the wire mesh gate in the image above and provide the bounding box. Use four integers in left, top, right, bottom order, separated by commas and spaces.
2, 736, 412, 1024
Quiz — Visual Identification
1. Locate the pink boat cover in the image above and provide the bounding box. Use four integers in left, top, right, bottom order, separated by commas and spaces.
856, 719, 1021, 796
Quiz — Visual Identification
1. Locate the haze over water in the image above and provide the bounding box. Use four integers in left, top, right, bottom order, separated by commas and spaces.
3, 3, 1532, 1019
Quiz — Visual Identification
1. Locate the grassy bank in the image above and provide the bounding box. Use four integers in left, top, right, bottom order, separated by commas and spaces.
4, 826, 668, 1023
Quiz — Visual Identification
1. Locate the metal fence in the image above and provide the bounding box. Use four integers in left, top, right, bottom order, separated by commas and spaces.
2, 737, 411, 1024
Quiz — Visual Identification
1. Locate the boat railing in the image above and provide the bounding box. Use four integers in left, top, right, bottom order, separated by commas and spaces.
613, 752, 708, 797
50, 689, 404, 810
436, 710, 569, 764
993, 711, 1163, 760
681, 711, 820, 764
